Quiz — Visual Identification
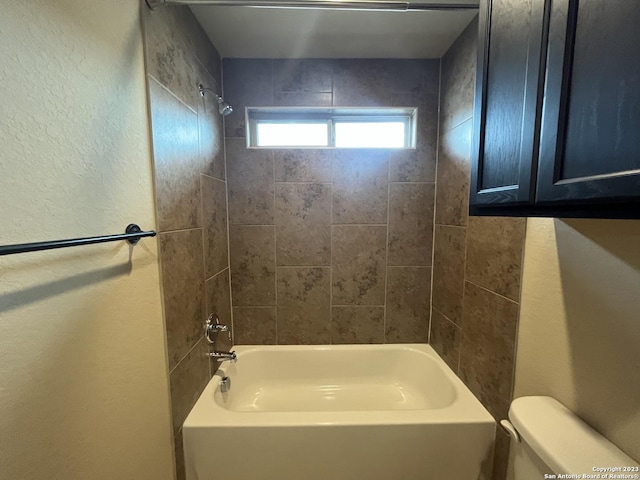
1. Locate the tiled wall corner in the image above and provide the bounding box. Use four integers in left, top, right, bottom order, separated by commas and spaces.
223, 59, 440, 346
141, 4, 228, 479
430, 16, 526, 480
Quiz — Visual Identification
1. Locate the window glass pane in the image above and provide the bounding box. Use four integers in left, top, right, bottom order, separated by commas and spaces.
334, 121, 406, 148
256, 122, 328, 147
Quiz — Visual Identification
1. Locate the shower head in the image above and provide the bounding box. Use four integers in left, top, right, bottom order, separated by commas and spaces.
216, 97, 233, 117
198, 84, 234, 117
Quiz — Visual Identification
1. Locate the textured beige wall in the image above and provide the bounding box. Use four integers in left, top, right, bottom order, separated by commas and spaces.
0, 1, 174, 479
514, 218, 640, 462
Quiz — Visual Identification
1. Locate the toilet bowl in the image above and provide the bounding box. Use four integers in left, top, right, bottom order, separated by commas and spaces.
505, 396, 639, 479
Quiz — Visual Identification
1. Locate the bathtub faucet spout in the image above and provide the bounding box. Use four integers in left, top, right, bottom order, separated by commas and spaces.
209, 350, 237, 363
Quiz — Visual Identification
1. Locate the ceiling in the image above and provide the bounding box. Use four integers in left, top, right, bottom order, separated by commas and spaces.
190, 1, 479, 59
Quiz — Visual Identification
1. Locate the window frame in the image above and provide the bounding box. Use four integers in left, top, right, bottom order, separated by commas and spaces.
246, 107, 417, 149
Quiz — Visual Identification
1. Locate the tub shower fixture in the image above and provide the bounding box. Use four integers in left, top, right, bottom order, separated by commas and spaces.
219, 376, 231, 393
198, 84, 233, 117
146, 0, 479, 12
0, 224, 156, 257
205, 314, 237, 363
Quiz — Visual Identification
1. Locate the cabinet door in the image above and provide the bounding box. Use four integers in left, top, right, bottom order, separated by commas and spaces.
537, 0, 640, 204
471, 0, 547, 206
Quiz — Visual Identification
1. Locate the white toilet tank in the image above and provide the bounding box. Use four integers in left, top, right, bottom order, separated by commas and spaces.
506, 396, 639, 479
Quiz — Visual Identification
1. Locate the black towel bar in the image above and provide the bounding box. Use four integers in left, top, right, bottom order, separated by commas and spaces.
0, 224, 156, 256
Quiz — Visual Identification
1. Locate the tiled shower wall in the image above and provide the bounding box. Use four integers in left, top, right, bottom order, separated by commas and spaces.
222, 59, 440, 344
141, 5, 231, 480
429, 18, 526, 480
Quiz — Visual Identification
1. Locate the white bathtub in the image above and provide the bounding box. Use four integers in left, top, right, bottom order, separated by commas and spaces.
183, 344, 496, 480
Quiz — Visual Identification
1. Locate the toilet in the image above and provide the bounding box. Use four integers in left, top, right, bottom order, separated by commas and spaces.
504, 396, 639, 479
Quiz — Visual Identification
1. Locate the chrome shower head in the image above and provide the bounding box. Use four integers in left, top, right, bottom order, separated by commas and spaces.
198, 84, 234, 117
216, 97, 233, 117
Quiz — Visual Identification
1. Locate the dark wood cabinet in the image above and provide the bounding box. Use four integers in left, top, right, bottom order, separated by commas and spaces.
471, 0, 640, 217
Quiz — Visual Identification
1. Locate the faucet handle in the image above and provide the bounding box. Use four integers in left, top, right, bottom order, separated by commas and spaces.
205, 314, 231, 344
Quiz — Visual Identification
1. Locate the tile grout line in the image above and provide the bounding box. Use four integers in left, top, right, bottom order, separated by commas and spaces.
228, 224, 278, 227
388, 181, 437, 185
432, 305, 463, 331
276, 265, 332, 268
457, 222, 470, 377
330, 224, 389, 227
275, 181, 332, 185
168, 335, 205, 377
433, 223, 467, 229
333, 304, 386, 308
329, 153, 334, 345
429, 58, 443, 346
466, 279, 521, 305
234, 305, 275, 309
158, 226, 204, 235
383, 153, 391, 344
220, 70, 236, 347
205, 266, 230, 287
509, 220, 529, 402
198, 173, 210, 377
272, 148, 278, 346
446, 114, 474, 134
148, 73, 198, 115
201, 172, 226, 183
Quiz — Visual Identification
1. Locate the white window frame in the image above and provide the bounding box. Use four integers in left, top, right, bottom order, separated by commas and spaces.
246, 107, 417, 149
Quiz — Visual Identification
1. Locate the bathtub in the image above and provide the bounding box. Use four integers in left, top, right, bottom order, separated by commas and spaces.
183, 344, 496, 480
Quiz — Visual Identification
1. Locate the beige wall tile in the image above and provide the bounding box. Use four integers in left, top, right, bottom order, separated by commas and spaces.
332, 60, 395, 106
226, 138, 274, 225
332, 150, 389, 224
159, 230, 205, 370
222, 59, 273, 137
168, 338, 210, 435
174, 430, 186, 480
273, 92, 332, 107
440, 17, 478, 133
196, 64, 225, 180
466, 216, 526, 301
387, 183, 435, 266
190, 29, 222, 88
205, 269, 232, 352
492, 428, 511, 480
388, 148, 435, 183
272, 59, 333, 93
392, 59, 440, 95
223, 59, 442, 347
429, 308, 462, 371
432, 225, 466, 325
275, 183, 331, 266
385, 267, 431, 343
142, 6, 201, 110
232, 307, 277, 345
332, 225, 387, 305
331, 307, 385, 344
202, 175, 229, 279
142, 3, 221, 90
274, 149, 333, 183
435, 119, 473, 227
277, 267, 331, 344
148, 78, 201, 232
458, 282, 518, 418
229, 225, 276, 306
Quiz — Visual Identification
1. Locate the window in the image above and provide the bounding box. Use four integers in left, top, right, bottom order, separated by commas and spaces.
247, 107, 417, 148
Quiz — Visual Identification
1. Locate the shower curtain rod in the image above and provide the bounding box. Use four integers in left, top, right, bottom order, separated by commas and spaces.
145, 0, 479, 11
